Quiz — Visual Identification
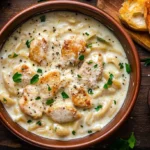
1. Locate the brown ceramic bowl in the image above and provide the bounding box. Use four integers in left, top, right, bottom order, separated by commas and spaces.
0, 1, 140, 149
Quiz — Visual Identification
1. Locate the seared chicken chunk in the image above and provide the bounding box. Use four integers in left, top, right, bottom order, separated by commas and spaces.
46, 105, 81, 123
29, 38, 48, 64
78, 53, 103, 88
19, 85, 44, 119
13, 64, 35, 87
2, 64, 35, 95
71, 87, 92, 108
61, 36, 86, 65
39, 71, 61, 100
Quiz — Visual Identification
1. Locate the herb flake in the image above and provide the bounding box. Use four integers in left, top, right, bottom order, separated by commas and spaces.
88, 60, 93, 64
86, 43, 92, 48
46, 99, 54, 105
95, 105, 103, 111
8, 53, 18, 58
94, 64, 98, 68
12, 72, 22, 83
27, 120, 32, 123
88, 130, 92, 134
72, 130, 76, 135
26, 39, 34, 48
77, 74, 82, 78
125, 63, 131, 74
61, 91, 69, 99
37, 68, 42, 73
47, 85, 51, 91
36, 121, 42, 126
85, 32, 89, 36
40, 15, 46, 22
119, 63, 124, 69
30, 74, 39, 84
103, 73, 114, 89
36, 96, 41, 100
79, 55, 84, 61
88, 88, 94, 95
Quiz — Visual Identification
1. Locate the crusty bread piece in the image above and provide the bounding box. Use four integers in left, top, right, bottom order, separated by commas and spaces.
144, 0, 150, 33
119, 0, 148, 31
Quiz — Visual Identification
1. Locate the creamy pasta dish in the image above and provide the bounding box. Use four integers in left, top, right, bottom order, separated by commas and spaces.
0, 11, 130, 140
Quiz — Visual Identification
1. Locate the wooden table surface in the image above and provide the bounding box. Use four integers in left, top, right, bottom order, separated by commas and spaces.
0, 0, 150, 150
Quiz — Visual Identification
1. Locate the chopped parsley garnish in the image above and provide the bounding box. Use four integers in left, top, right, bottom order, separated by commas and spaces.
114, 100, 117, 105
125, 63, 131, 74
37, 68, 42, 73
79, 55, 84, 61
30, 74, 39, 84
26, 39, 34, 48
40, 15, 46, 22
12, 72, 22, 83
103, 62, 105, 66
77, 74, 82, 78
88, 130, 92, 134
36, 121, 42, 126
8, 53, 18, 58
3, 98, 7, 103
85, 32, 89, 36
88, 60, 93, 64
27, 120, 32, 123
119, 63, 124, 69
88, 88, 94, 95
97, 36, 110, 45
94, 64, 98, 68
46, 99, 54, 105
95, 105, 103, 111
80, 125, 83, 128
110, 132, 136, 150
47, 85, 51, 91
72, 130, 76, 135
143, 58, 150, 66
103, 73, 114, 89
36, 96, 41, 100
61, 91, 69, 99
86, 43, 92, 48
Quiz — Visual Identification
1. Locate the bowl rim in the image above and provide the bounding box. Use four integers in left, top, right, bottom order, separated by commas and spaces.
0, 0, 141, 149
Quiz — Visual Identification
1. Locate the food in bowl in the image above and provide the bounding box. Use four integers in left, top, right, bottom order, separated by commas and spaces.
0, 11, 130, 140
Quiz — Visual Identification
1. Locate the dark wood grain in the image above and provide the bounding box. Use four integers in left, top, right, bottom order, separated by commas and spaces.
0, 0, 150, 150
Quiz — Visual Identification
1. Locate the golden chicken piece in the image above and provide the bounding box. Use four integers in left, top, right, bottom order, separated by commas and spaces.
78, 53, 103, 88
19, 85, 44, 119
61, 36, 86, 65
13, 64, 36, 87
46, 105, 81, 123
71, 87, 92, 109
39, 71, 61, 100
119, 0, 148, 31
29, 38, 48, 64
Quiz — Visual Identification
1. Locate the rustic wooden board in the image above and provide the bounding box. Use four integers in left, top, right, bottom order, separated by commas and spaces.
97, 0, 150, 52
0, 0, 150, 150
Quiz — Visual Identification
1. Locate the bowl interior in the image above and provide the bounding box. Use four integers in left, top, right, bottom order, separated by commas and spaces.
0, 1, 140, 149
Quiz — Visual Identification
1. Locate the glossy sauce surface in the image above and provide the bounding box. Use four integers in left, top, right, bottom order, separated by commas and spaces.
0, 11, 130, 140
